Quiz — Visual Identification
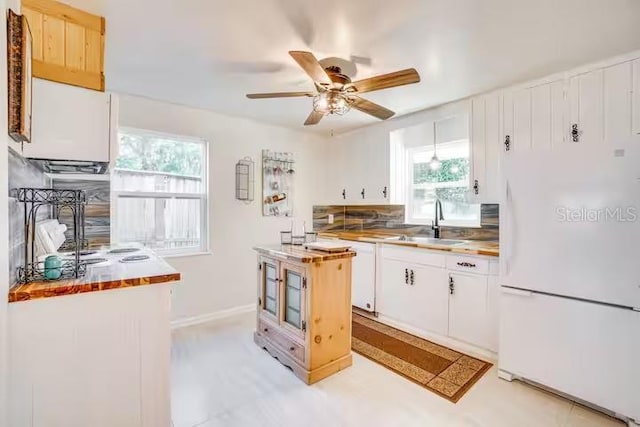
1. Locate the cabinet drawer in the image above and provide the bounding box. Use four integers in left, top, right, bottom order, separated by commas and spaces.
258, 319, 305, 363
381, 245, 446, 268
446, 255, 489, 274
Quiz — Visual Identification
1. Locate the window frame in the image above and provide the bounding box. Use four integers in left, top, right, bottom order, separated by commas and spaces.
404, 139, 480, 228
111, 127, 210, 257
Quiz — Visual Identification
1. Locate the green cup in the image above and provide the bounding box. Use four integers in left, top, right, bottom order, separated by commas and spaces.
44, 255, 62, 280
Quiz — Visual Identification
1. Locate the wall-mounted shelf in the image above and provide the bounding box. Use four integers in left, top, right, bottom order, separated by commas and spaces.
235, 157, 255, 202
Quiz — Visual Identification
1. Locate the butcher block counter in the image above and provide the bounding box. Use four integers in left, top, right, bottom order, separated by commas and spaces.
253, 244, 354, 384
318, 231, 499, 257
8, 248, 180, 302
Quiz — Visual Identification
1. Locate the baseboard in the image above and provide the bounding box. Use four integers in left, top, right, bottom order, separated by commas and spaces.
375, 314, 498, 362
171, 304, 256, 329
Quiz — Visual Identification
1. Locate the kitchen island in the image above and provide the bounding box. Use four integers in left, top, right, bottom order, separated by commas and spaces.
8, 248, 179, 427
253, 244, 355, 384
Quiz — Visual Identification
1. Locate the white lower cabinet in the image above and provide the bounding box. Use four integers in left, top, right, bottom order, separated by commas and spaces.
378, 245, 499, 353
448, 272, 488, 349
379, 258, 449, 336
9, 285, 173, 427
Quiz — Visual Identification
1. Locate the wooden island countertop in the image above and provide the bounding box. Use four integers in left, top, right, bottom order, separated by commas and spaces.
8, 248, 180, 303
253, 244, 356, 264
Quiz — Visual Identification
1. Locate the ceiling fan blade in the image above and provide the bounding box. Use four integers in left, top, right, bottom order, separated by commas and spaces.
246, 92, 314, 99
351, 68, 420, 94
350, 96, 395, 120
289, 51, 331, 85
304, 110, 324, 126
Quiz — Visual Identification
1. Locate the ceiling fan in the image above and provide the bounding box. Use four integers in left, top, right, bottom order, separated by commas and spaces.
246, 51, 421, 126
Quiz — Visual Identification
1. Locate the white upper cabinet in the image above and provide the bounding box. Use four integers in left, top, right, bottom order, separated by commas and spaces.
23, 79, 111, 162
512, 88, 532, 151
328, 127, 389, 205
603, 61, 637, 145
531, 80, 565, 151
500, 56, 640, 156
470, 92, 501, 203
568, 69, 604, 146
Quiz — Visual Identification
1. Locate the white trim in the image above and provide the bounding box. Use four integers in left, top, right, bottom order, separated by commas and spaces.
170, 304, 256, 329
111, 127, 210, 256
375, 313, 497, 362
46, 173, 111, 181
162, 251, 212, 259
116, 191, 205, 200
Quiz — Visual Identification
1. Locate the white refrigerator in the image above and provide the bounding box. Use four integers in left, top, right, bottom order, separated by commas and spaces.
499, 144, 640, 426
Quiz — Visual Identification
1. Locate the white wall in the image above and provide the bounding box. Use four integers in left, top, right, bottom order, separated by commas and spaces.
117, 94, 327, 321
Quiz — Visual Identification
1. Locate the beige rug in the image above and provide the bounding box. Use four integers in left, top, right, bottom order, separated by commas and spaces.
352, 313, 492, 403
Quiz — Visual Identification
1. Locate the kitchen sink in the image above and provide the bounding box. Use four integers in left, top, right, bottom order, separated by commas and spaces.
383, 236, 465, 246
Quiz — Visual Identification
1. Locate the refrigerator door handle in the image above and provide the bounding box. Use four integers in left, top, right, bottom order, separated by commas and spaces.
501, 287, 533, 297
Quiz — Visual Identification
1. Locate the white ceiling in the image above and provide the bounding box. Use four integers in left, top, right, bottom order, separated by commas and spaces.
66, 0, 640, 135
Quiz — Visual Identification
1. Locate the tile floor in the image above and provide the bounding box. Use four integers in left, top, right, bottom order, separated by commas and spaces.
171, 312, 625, 427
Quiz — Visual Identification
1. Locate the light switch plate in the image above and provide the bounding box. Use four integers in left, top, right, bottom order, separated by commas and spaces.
328, 214, 334, 224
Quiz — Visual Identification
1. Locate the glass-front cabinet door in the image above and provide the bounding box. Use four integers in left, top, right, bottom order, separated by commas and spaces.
281, 262, 306, 338
260, 257, 279, 320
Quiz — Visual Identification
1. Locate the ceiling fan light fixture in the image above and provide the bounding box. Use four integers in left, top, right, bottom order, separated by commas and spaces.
313, 91, 351, 116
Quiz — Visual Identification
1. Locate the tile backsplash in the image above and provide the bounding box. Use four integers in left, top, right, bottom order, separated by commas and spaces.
313, 203, 499, 241
52, 178, 111, 248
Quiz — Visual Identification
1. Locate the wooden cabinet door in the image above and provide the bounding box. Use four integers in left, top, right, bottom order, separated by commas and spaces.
22, 0, 105, 91
448, 272, 488, 348
259, 257, 280, 322
280, 262, 307, 339
568, 69, 604, 146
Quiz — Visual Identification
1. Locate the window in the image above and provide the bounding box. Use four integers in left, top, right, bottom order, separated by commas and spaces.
390, 116, 480, 227
407, 140, 479, 226
112, 128, 208, 255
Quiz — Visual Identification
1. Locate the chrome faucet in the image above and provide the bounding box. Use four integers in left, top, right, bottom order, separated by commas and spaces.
432, 199, 444, 239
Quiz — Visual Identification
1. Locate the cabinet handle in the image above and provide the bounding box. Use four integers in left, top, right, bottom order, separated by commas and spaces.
456, 262, 476, 268
504, 135, 511, 151
410, 269, 415, 286
571, 124, 580, 142
342, 189, 346, 199
404, 268, 409, 285
361, 188, 365, 199
289, 346, 295, 352
473, 179, 479, 195
382, 186, 388, 198
263, 327, 269, 332
449, 276, 455, 295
